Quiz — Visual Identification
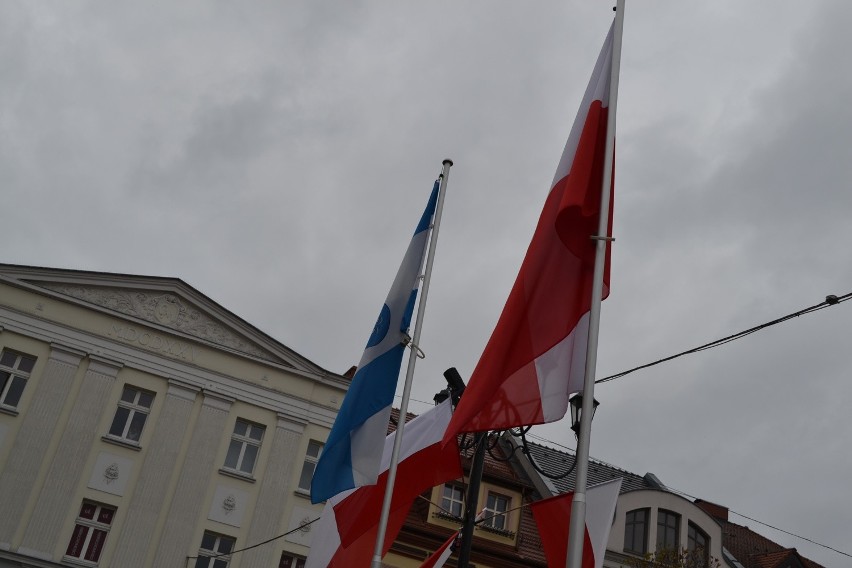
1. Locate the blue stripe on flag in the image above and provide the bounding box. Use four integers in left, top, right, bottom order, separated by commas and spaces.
310, 181, 440, 503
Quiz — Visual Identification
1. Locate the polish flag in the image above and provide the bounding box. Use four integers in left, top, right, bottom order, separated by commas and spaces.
419, 531, 458, 568
443, 21, 617, 438
530, 479, 622, 568
306, 400, 462, 568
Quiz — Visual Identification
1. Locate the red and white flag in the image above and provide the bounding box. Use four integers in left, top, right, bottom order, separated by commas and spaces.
305, 400, 462, 568
530, 479, 622, 568
443, 21, 617, 439
419, 530, 458, 568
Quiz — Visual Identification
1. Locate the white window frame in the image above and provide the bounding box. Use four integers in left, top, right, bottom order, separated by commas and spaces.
0, 349, 36, 410
107, 385, 154, 444
482, 491, 511, 531
297, 440, 323, 492
279, 551, 307, 568
223, 419, 265, 476
195, 531, 236, 568
64, 501, 116, 565
440, 483, 465, 519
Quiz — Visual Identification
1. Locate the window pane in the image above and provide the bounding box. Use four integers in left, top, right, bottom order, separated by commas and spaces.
218, 537, 235, 554
98, 507, 115, 525
195, 557, 211, 568
121, 386, 137, 403
248, 424, 264, 441
17, 355, 35, 373
234, 420, 247, 437
241, 444, 258, 473
109, 407, 130, 437
298, 462, 315, 490
4, 376, 26, 407
66, 524, 89, 557
224, 440, 242, 470
213, 560, 229, 568
138, 391, 154, 408
84, 528, 107, 561
307, 441, 322, 458
0, 371, 10, 392
201, 532, 217, 550
80, 503, 97, 519
0, 352, 16, 367
127, 412, 147, 442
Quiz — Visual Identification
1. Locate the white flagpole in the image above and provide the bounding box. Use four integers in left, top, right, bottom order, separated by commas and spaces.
566, 3, 625, 568
371, 159, 453, 568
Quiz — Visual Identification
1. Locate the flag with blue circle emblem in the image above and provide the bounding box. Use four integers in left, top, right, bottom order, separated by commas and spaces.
310, 181, 439, 503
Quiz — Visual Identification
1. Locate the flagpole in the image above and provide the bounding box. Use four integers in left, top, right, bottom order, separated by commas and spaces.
371, 159, 454, 568
566, 3, 625, 568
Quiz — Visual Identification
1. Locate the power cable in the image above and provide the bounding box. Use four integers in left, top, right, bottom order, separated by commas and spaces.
185, 517, 319, 562
596, 293, 851, 385
662, 485, 852, 560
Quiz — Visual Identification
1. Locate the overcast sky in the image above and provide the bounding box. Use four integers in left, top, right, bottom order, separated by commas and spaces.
2, 2, 851, 566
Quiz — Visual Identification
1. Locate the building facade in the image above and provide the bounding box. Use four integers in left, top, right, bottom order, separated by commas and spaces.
0, 264, 348, 568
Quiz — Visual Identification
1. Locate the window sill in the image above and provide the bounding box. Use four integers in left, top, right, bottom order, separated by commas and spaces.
0, 406, 19, 417
293, 488, 314, 500
62, 556, 99, 567
432, 511, 463, 523
477, 524, 515, 539
219, 468, 256, 483
101, 435, 142, 452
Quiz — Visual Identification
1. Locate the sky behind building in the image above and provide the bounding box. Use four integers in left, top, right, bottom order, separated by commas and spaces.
2, 2, 850, 566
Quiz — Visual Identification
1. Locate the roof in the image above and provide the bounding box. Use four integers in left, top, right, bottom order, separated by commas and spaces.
517, 437, 658, 495
718, 519, 824, 568
517, 440, 827, 568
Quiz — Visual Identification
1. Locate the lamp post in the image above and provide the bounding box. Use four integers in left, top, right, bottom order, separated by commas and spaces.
568, 394, 599, 436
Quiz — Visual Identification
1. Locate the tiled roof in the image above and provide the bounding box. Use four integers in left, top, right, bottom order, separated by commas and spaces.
718, 519, 824, 568
520, 438, 656, 495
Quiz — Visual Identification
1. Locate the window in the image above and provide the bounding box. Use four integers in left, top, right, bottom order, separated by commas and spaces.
279, 552, 306, 568
656, 509, 680, 550
482, 491, 510, 531
64, 501, 116, 564
0, 349, 36, 410
688, 521, 710, 566
624, 508, 649, 554
195, 531, 235, 568
223, 419, 265, 476
440, 483, 465, 518
107, 385, 154, 443
297, 440, 323, 491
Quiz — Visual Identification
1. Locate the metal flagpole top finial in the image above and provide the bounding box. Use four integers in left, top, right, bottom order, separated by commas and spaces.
442, 159, 454, 166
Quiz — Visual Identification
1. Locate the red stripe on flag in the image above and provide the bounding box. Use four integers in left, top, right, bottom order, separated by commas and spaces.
443, 97, 613, 436
333, 437, 461, 548
419, 531, 458, 568
530, 492, 596, 568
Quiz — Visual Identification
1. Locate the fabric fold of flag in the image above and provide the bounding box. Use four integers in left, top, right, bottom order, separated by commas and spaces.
530, 479, 622, 568
443, 22, 616, 439
311, 182, 440, 504
305, 400, 462, 568
419, 530, 458, 568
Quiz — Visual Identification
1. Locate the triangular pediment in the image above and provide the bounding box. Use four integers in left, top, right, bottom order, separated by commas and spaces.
0, 264, 330, 375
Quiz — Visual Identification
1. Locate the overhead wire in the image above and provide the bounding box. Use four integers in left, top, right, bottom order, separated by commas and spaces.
596, 293, 851, 385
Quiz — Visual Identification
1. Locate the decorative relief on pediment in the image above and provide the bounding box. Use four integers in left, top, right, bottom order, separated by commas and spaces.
39, 284, 274, 359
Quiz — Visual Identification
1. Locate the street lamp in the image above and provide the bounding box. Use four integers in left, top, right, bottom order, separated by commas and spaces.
569, 393, 599, 435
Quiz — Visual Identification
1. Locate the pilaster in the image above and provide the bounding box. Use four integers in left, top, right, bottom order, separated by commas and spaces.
110, 380, 200, 567
0, 344, 84, 546
20, 357, 122, 555
151, 390, 233, 568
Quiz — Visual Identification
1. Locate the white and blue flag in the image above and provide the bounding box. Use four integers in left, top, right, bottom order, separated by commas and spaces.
310, 181, 440, 503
